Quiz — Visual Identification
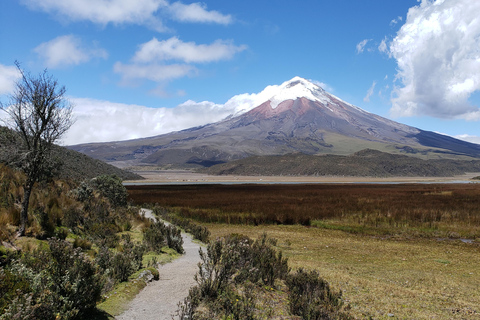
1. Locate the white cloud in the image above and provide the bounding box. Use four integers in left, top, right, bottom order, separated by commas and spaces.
65, 91, 266, 144
133, 37, 247, 63
168, 2, 232, 24
34, 35, 108, 68
21, 0, 232, 31
113, 62, 197, 84
363, 81, 377, 102
115, 37, 246, 85
0, 64, 21, 95
21, 0, 167, 30
378, 37, 388, 53
454, 134, 480, 144
356, 39, 371, 54
310, 80, 333, 92
389, 0, 480, 120
390, 16, 403, 26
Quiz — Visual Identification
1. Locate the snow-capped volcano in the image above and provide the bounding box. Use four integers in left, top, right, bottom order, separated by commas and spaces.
267, 76, 330, 109
70, 77, 480, 168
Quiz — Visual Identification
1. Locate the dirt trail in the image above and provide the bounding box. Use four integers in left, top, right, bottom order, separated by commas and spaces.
116, 209, 201, 320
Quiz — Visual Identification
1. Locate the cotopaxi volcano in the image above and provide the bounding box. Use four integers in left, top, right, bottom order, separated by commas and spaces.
69, 77, 480, 169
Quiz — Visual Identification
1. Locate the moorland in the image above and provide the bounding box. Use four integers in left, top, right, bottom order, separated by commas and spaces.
128, 182, 480, 319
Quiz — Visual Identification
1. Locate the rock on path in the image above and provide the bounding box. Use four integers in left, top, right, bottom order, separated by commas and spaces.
116, 209, 201, 320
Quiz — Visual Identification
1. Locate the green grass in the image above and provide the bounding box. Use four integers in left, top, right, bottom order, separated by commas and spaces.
96, 274, 149, 317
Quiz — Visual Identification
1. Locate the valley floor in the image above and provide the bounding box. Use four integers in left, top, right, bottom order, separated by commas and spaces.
126, 170, 479, 185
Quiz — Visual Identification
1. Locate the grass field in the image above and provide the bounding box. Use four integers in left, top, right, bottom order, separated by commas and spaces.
204, 223, 479, 319
127, 183, 480, 319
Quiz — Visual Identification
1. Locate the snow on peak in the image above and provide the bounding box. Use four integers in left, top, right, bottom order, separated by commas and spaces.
223, 76, 333, 116
269, 76, 331, 109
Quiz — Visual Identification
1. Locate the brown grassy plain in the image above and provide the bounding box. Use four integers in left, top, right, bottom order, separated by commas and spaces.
127, 183, 480, 319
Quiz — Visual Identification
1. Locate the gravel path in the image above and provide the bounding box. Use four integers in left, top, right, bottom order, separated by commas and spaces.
116, 209, 201, 320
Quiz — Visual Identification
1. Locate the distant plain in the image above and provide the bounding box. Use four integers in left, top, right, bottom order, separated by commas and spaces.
128, 169, 480, 184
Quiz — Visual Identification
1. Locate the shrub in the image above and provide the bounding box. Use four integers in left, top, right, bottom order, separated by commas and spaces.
248, 233, 290, 286
286, 268, 350, 320
180, 234, 290, 319
195, 239, 235, 299
90, 175, 128, 208
95, 235, 145, 283
143, 220, 184, 254
73, 181, 93, 203
62, 206, 82, 230
54, 227, 69, 240
0, 267, 31, 315
34, 207, 55, 239
111, 251, 134, 282
2, 238, 103, 320
73, 237, 92, 250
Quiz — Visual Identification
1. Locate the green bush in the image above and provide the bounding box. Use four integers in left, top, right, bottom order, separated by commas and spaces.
54, 227, 69, 240
89, 175, 127, 208
95, 235, 145, 283
35, 207, 55, 239
1, 238, 103, 320
143, 220, 184, 254
73, 237, 92, 250
180, 233, 290, 319
286, 268, 350, 320
0, 267, 31, 315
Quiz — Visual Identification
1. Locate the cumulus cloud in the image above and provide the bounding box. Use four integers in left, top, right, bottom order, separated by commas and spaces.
389, 0, 480, 120
20, 0, 232, 31
356, 39, 371, 54
115, 37, 246, 85
34, 35, 108, 68
0, 64, 21, 95
363, 81, 377, 102
133, 37, 247, 63
168, 2, 232, 24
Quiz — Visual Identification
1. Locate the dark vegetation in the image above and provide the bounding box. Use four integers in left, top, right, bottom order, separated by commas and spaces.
0, 164, 182, 319
176, 233, 350, 320
200, 149, 480, 177
127, 182, 480, 239
0, 126, 142, 182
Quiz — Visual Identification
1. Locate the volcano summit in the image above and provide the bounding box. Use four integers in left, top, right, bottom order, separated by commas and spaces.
70, 77, 480, 169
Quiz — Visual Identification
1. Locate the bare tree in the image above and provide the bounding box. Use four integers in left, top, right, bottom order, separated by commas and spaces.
1, 62, 74, 236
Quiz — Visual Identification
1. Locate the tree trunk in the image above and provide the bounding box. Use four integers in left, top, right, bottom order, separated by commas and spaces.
18, 182, 33, 237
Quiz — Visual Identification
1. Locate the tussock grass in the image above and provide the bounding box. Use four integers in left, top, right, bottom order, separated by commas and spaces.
127, 183, 480, 238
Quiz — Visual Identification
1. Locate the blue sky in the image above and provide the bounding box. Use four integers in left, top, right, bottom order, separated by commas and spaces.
1, 0, 480, 145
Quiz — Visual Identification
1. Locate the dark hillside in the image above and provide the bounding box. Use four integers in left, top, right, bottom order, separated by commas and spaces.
0, 126, 142, 181
200, 149, 480, 177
